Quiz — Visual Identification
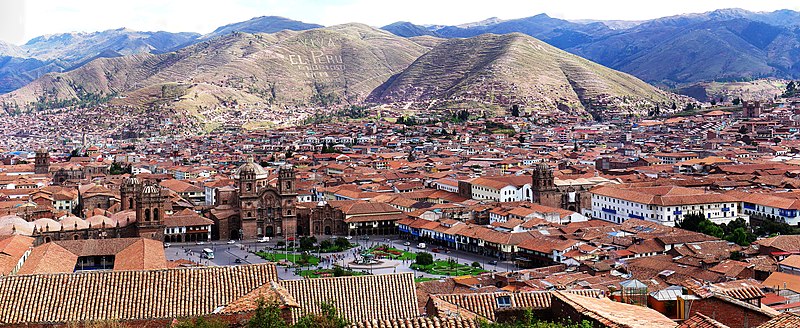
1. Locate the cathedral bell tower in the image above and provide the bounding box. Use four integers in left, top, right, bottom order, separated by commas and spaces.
120, 177, 141, 211
135, 182, 167, 241
34, 148, 50, 175
278, 164, 298, 237
531, 163, 556, 204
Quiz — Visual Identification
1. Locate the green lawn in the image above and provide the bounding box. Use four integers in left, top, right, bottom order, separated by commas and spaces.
365, 245, 416, 260
299, 268, 367, 278
411, 260, 488, 276
255, 251, 320, 267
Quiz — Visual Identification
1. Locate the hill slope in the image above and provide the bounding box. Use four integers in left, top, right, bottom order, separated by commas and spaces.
381, 22, 440, 38
369, 33, 686, 116
0, 24, 428, 118
200, 16, 322, 40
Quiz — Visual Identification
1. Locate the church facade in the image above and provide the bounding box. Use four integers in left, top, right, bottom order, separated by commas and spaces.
210, 159, 298, 240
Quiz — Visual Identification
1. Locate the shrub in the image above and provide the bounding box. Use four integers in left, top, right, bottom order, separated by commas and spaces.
334, 237, 350, 249
472, 261, 482, 268
416, 252, 433, 266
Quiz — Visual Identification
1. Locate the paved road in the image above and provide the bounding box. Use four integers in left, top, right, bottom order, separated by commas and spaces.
165, 235, 520, 280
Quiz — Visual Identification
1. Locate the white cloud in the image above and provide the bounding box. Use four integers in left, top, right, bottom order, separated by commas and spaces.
4, 0, 800, 44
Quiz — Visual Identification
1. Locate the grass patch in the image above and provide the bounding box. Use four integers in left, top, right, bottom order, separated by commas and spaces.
255, 251, 320, 267
365, 244, 416, 260
411, 260, 488, 276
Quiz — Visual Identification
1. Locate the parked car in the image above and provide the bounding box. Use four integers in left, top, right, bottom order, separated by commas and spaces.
227, 240, 236, 244
344, 236, 353, 240
403, 242, 411, 246
417, 243, 427, 249
431, 248, 440, 253
196, 241, 206, 245
163, 243, 171, 248
234, 258, 242, 264
488, 260, 498, 265
257, 237, 270, 243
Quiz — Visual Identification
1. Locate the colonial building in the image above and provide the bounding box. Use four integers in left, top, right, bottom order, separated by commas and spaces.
209, 159, 298, 240
530, 164, 605, 212
34, 149, 49, 175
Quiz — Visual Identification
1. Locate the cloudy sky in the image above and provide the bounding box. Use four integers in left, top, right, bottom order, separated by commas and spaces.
1, 0, 799, 44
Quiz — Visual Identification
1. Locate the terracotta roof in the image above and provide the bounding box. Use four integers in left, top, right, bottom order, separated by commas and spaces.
552, 291, 676, 328
762, 271, 800, 293
220, 281, 300, 313
281, 273, 418, 323
432, 290, 602, 321
0, 235, 33, 275
0, 264, 278, 325
591, 185, 736, 206
758, 312, 800, 328
677, 313, 730, 328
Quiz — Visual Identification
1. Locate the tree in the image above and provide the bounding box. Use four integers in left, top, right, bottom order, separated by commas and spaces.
415, 252, 433, 266
773, 137, 782, 145
458, 110, 470, 121
738, 125, 748, 134
725, 227, 756, 246
510, 105, 520, 117
299, 236, 317, 251
733, 97, 741, 105
293, 302, 348, 328
396, 116, 405, 124
699, 220, 724, 238
333, 237, 350, 249
671, 102, 677, 110
320, 240, 333, 250
710, 99, 717, 106
247, 298, 288, 328
677, 213, 705, 232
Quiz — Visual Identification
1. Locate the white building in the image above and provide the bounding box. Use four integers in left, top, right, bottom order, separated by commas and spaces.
728, 191, 800, 226
591, 185, 740, 227
468, 176, 531, 202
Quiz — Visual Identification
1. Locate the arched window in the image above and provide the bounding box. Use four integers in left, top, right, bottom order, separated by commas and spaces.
128, 198, 134, 209
144, 209, 151, 221
153, 208, 160, 221
247, 183, 253, 192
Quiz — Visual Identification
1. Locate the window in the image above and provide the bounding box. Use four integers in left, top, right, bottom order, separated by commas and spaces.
496, 296, 511, 308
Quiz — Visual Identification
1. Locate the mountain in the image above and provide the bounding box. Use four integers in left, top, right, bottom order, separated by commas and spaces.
0, 41, 24, 57
0, 24, 428, 119
412, 9, 800, 86
0, 28, 200, 93
22, 28, 200, 63
368, 33, 686, 116
200, 16, 322, 40
433, 14, 613, 49
381, 22, 439, 38
569, 14, 800, 86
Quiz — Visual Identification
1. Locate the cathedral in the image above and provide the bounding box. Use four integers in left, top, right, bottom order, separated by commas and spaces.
531, 163, 589, 211
210, 158, 298, 240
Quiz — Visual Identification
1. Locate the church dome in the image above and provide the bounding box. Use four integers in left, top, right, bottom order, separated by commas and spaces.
234, 157, 270, 179
142, 184, 161, 195
33, 218, 61, 232
0, 215, 34, 236
124, 176, 141, 186
59, 215, 90, 231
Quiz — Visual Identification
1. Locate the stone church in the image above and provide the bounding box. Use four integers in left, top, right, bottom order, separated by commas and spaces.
531, 163, 588, 211
210, 158, 298, 240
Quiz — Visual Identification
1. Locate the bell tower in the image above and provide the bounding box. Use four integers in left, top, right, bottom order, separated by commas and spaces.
34, 148, 50, 175
135, 182, 167, 240
120, 177, 141, 211
532, 163, 556, 204
278, 164, 298, 237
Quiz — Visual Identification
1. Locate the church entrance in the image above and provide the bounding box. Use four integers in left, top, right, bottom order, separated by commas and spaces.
230, 229, 240, 240
265, 226, 274, 237
324, 226, 332, 235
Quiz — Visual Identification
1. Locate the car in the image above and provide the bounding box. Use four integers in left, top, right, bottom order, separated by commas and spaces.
417, 243, 427, 249
361, 236, 369, 240
234, 258, 242, 264
403, 242, 411, 246
488, 260, 498, 265
257, 237, 270, 243
163, 243, 171, 248
431, 248, 440, 253
344, 236, 353, 240
227, 240, 236, 244
196, 241, 206, 245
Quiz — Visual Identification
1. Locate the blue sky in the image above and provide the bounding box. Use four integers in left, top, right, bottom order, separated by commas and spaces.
1, 0, 799, 44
